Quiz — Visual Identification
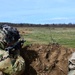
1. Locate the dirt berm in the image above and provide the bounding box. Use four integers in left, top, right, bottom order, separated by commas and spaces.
20, 43, 75, 75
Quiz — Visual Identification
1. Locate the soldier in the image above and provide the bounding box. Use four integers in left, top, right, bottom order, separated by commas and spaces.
68, 52, 75, 75
0, 24, 25, 75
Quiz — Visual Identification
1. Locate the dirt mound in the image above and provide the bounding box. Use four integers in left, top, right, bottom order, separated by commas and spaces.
20, 43, 75, 75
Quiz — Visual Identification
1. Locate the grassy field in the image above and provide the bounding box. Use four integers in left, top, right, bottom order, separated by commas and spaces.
17, 27, 75, 48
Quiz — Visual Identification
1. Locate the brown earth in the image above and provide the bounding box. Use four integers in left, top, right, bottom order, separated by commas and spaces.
20, 43, 75, 75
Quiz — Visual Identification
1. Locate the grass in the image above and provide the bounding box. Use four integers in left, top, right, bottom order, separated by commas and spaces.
18, 27, 75, 48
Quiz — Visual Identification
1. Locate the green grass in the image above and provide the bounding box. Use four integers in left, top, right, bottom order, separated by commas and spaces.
20, 27, 75, 48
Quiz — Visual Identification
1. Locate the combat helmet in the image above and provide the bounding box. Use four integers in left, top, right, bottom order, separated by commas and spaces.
1, 24, 20, 45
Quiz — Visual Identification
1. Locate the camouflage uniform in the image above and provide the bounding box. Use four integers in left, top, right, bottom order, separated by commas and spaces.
0, 25, 25, 75
0, 30, 6, 49
0, 50, 25, 75
68, 52, 75, 75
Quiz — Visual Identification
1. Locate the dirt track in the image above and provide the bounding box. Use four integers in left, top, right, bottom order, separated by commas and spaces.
20, 43, 75, 75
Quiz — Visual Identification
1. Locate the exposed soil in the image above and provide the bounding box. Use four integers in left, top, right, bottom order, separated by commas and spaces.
20, 43, 75, 75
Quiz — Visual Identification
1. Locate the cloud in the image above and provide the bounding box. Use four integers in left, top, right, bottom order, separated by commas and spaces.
53, 0, 67, 3
36, 17, 75, 24
40, 17, 69, 21
49, 17, 69, 20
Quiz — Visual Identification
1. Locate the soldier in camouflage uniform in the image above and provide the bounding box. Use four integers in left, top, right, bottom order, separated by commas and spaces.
0, 24, 25, 75
68, 52, 75, 75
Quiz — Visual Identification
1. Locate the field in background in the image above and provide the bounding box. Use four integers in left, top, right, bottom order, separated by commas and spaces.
17, 27, 75, 48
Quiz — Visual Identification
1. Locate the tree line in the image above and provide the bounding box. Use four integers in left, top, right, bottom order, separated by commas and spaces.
0, 22, 75, 27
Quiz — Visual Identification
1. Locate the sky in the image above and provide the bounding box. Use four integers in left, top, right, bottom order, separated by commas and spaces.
0, 0, 75, 24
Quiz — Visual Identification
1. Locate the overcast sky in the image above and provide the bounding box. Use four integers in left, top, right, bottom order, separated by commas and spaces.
0, 0, 75, 24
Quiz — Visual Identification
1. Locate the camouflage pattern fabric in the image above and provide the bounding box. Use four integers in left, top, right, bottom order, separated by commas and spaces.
0, 30, 5, 42
0, 50, 25, 75
0, 71, 4, 75
68, 52, 75, 75
0, 30, 6, 50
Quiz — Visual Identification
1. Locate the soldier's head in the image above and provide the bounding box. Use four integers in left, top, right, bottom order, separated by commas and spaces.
0, 24, 20, 45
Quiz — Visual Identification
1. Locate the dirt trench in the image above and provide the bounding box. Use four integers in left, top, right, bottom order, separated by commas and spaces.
20, 43, 75, 75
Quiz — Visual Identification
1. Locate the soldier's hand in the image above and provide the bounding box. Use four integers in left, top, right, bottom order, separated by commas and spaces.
5, 47, 13, 51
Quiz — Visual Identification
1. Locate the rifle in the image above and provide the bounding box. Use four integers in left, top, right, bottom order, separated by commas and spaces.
5, 40, 25, 55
